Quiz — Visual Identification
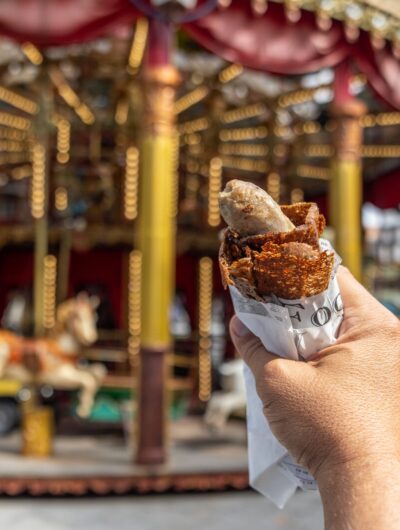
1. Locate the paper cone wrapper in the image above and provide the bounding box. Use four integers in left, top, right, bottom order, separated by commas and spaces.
230, 255, 342, 507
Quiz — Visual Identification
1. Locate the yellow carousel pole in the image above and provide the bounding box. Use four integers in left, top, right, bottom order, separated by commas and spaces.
330, 62, 366, 281
23, 73, 54, 457
135, 19, 180, 465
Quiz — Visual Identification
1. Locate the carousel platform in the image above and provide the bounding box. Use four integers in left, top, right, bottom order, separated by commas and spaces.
0, 417, 248, 496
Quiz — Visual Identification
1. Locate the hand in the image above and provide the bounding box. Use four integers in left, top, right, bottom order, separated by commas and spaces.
230, 266, 400, 480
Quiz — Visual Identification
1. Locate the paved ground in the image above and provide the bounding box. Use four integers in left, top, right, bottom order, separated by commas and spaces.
0, 418, 247, 476
0, 490, 323, 530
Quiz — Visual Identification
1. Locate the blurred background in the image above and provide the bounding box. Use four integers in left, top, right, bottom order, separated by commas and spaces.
0, 0, 398, 528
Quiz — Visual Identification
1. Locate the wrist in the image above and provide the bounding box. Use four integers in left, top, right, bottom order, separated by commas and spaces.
317, 456, 400, 530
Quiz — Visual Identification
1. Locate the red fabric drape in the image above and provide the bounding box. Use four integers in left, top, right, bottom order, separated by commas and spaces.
0, 0, 398, 107
0, 0, 138, 45
185, 2, 349, 75
184, 1, 400, 109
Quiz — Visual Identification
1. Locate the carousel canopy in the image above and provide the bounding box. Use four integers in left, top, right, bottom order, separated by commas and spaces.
0, 0, 399, 251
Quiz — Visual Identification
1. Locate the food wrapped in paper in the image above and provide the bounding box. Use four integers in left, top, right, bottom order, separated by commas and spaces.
218, 180, 344, 508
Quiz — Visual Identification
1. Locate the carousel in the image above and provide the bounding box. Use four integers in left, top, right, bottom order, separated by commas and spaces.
0, 0, 398, 495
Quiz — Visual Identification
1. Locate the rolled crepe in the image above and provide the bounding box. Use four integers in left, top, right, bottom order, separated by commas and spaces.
219, 180, 334, 300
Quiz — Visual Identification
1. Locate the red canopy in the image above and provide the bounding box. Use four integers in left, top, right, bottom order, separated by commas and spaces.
0, 0, 399, 108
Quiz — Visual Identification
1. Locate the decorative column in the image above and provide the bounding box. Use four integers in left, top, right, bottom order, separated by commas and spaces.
330, 62, 366, 281
135, 20, 180, 465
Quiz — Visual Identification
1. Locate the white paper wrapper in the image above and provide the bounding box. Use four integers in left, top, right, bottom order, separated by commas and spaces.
228, 239, 343, 508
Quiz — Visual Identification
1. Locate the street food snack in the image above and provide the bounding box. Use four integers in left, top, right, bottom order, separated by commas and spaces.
218, 180, 343, 503
219, 179, 334, 300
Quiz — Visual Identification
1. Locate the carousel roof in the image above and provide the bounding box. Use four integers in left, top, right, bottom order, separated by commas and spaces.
0, 11, 398, 250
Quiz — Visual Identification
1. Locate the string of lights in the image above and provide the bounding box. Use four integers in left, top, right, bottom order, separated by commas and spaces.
128, 250, 142, 367
49, 68, 95, 125
0, 112, 31, 130
198, 256, 213, 402
11, 164, 31, 180
56, 119, 71, 164
21, 42, 43, 65
128, 18, 149, 74
303, 144, 334, 157
362, 145, 400, 157
174, 86, 209, 115
0, 86, 38, 115
218, 143, 269, 157
291, 187, 304, 204
31, 143, 46, 219
0, 128, 27, 141
219, 126, 268, 142
218, 63, 244, 84
115, 98, 130, 126
266, 172, 280, 202
222, 155, 268, 173
178, 117, 209, 134
55, 186, 68, 212
221, 102, 267, 124
43, 255, 57, 330
297, 164, 330, 180
124, 146, 139, 221
208, 156, 223, 227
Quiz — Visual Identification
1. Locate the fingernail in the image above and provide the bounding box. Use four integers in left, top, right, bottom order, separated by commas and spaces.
231, 317, 250, 337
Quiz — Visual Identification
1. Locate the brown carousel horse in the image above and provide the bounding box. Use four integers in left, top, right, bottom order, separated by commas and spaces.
0, 292, 106, 417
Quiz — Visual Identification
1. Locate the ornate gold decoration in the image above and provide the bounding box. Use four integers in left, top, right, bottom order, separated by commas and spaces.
21, 406, 54, 457
143, 66, 181, 135
331, 100, 366, 161
0, 471, 248, 496
261, 1, 400, 49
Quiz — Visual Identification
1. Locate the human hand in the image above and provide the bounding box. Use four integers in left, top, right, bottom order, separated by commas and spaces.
230, 266, 400, 480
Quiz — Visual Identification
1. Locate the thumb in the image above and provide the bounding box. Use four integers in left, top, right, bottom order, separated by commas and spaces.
230, 316, 277, 376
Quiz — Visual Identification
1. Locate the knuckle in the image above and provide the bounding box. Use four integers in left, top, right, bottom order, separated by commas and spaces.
264, 358, 288, 381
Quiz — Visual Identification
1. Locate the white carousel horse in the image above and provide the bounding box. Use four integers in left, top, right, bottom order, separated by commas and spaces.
204, 358, 246, 432
0, 292, 106, 417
